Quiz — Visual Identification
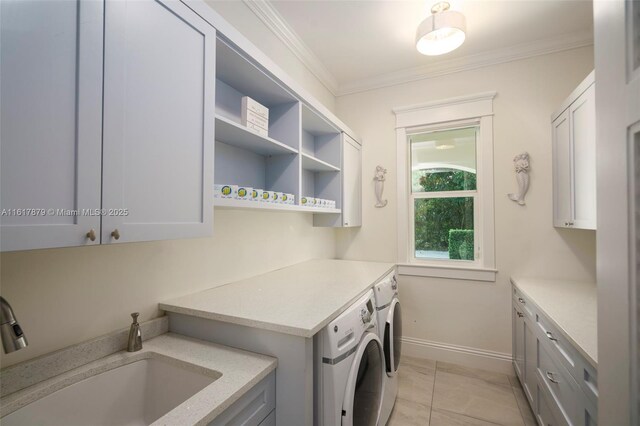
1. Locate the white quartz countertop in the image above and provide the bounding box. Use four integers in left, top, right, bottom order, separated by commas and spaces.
511, 277, 597, 367
160, 259, 396, 338
0, 333, 277, 425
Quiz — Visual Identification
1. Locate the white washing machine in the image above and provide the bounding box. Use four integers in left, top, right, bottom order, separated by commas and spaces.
373, 270, 402, 425
315, 290, 385, 426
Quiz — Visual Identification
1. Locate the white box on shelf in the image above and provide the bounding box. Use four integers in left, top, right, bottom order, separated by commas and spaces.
260, 190, 274, 203
284, 193, 295, 205
242, 109, 268, 129
250, 188, 260, 202
237, 186, 252, 201
215, 184, 237, 199
245, 122, 268, 138
241, 96, 269, 119
302, 196, 316, 207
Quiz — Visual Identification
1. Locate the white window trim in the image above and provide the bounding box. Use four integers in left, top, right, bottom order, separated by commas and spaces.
394, 92, 497, 282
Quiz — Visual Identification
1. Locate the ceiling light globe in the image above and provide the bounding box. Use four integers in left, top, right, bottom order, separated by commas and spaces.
416, 10, 466, 56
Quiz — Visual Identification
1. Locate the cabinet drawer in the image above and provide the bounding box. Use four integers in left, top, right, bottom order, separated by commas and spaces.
538, 339, 579, 425
537, 384, 564, 426
258, 410, 275, 426
580, 402, 597, 426
209, 372, 275, 426
579, 359, 598, 406
536, 312, 579, 375
513, 287, 534, 319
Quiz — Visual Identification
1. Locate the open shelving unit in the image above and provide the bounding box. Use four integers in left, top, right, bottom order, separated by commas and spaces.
299, 105, 342, 212
213, 36, 344, 216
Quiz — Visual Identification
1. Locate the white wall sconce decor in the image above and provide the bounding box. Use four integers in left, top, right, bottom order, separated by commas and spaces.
508, 152, 530, 206
374, 165, 388, 208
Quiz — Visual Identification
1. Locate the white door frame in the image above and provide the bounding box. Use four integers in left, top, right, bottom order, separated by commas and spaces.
594, 1, 640, 424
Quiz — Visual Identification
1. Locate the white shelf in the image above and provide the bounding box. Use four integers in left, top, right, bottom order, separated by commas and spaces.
301, 104, 339, 136
215, 115, 298, 156
301, 153, 340, 172
217, 38, 297, 106
214, 197, 341, 214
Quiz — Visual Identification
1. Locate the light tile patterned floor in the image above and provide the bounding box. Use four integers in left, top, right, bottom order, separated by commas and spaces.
387, 356, 536, 426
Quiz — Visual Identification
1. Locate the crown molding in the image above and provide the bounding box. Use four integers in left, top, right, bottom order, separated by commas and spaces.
337, 30, 594, 96
242, 0, 339, 95
240, 1, 592, 98
392, 91, 497, 114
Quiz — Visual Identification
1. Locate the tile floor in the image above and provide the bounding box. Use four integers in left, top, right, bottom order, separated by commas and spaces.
387, 356, 537, 426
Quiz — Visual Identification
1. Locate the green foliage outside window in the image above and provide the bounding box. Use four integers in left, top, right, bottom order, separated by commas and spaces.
414, 170, 475, 257
448, 230, 475, 260
415, 169, 476, 192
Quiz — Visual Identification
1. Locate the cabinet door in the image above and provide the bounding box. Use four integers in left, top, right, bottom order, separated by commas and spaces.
552, 109, 572, 228
102, 0, 215, 244
0, 0, 103, 251
570, 84, 596, 230
342, 134, 362, 227
524, 318, 538, 408
513, 304, 525, 380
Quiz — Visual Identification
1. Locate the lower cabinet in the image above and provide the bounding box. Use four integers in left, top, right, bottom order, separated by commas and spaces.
512, 285, 597, 426
512, 295, 537, 407
536, 384, 561, 426
209, 372, 275, 426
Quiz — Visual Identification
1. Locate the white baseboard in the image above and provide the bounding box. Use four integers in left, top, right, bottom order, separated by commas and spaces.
402, 336, 515, 375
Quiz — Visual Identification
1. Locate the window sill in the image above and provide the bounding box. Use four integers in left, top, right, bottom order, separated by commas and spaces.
397, 263, 497, 282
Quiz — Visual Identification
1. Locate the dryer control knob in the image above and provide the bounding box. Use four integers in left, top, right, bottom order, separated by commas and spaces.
360, 308, 371, 324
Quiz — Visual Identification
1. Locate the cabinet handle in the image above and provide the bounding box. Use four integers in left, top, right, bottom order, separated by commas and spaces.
517, 311, 524, 318
111, 229, 120, 240
546, 371, 560, 384
546, 331, 558, 341
568, 221, 574, 226
518, 297, 525, 304
86, 229, 96, 242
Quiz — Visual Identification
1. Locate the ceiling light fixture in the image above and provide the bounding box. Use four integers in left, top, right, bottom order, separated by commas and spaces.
416, 1, 466, 56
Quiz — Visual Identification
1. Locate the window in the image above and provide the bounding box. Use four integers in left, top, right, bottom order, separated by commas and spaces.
394, 93, 496, 281
410, 125, 478, 262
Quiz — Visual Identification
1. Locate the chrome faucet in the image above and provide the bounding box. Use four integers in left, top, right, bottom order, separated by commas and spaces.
0, 297, 28, 354
127, 312, 142, 352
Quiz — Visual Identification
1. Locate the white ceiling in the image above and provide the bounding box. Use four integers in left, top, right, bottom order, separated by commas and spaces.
264, 0, 593, 94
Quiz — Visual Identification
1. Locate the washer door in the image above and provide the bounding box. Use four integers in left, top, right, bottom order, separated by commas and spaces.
341, 332, 385, 426
384, 298, 402, 376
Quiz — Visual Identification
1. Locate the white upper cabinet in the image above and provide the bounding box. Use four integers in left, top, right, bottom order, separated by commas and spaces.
342, 134, 362, 227
0, 0, 104, 251
552, 71, 596, 230
1, 0, 361, 250
101, 0, 215, 244
313, 132, 362, 228
0, 0, 215, 252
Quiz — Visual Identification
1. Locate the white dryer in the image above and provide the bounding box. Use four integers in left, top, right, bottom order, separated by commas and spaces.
373, 270, 402, 425
315, 290, 385, 426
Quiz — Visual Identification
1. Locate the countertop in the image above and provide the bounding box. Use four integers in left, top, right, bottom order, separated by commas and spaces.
0, 333, 277, 425
511, 277, 597, 367
160, 259, 397, 338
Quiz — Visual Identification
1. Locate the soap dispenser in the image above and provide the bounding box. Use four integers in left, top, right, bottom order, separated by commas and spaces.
127, 312, 142, 352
